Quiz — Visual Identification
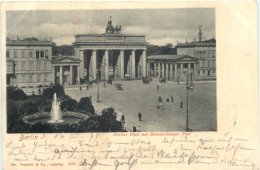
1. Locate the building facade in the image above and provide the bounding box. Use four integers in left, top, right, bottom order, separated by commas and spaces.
6, 39, 53, 87
74, 34, 147, 81
50, 56, 81, 86
176, 39, 216, 80
147, 55, 198, 82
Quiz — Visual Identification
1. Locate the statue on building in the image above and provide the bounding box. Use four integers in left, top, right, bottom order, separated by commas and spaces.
105, 16, 122, 34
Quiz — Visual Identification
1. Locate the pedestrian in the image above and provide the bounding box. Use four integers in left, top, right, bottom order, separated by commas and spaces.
80, 86, 82, 91
180, 101, 183, 108
138, 112, 142, 121
157, 85, 159, 90
171, 95, 174, 102
159, 96, 162, 103
167, 98, 169, 102
121, 115, 125, 123
133, 123, 136, 132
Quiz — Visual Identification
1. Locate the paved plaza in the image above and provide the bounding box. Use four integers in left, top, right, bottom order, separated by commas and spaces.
65, 79, 216, 132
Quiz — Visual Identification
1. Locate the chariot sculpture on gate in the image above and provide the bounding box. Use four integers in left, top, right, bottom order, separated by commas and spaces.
106, 16, 122, 34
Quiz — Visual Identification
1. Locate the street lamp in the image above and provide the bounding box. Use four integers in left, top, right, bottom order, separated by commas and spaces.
186, 73, 194, 132
97, 67, 100, 103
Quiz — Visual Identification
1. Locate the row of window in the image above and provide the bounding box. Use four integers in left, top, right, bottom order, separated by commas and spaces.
6, 50, 49, 59
198, 70, 216, 76
15, 74, 50, 83
195, 50, 216, 59
18, 61, 50, 71
198, 60, 216, 68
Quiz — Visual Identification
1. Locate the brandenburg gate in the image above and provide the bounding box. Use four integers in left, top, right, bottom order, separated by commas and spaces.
74, 18, 147, 81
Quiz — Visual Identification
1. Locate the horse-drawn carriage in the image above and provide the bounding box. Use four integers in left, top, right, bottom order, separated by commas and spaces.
159, 78, 166, 83
115, 83, 123, 90
125, 74, 131, 80
142, 77, 150, 84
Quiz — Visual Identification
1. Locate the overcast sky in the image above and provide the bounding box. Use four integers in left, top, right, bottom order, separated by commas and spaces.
6, 9, 215, 46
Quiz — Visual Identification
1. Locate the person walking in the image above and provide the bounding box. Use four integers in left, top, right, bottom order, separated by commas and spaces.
171, 95, 174, 102
133, 123, 136, 132
157, 85, 160, 90
121, 115, 125, 124
180, 101, 183, 108
138, 112, 142, 121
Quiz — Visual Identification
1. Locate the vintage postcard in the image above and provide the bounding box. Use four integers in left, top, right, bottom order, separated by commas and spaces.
1, 1, 259, 170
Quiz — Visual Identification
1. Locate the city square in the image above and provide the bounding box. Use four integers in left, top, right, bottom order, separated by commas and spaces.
65, 80, 216, 132
6, 9, 216, 133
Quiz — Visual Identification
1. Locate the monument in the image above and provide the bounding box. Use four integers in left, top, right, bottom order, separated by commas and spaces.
74, 16, 147, 81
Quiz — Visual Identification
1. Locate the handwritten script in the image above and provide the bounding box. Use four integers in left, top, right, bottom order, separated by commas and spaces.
4, 132, 258, 170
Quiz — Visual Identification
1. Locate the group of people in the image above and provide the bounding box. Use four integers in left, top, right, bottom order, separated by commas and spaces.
158, 95, 184, 108
120, 112, 143, 132
158, 95, 174, 103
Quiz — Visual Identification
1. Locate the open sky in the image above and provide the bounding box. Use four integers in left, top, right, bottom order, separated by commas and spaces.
6, 9, 215, 46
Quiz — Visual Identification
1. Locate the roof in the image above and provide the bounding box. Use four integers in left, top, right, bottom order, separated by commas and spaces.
6, 40, 53, 46
147, 55, 198, 63
51, 56, 81, 64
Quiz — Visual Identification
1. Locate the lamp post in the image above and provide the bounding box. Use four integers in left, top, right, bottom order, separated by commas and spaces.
97, 68, 100, 103
186, 73, 194, 132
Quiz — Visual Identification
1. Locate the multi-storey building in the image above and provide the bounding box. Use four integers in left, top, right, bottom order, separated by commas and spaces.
175, 39, 216, 80
6, 38, 53, 87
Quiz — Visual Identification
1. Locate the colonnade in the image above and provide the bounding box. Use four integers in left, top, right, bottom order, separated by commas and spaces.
148, 62, 197, 81
52, 65, 80, 85
79, 49, 147, 80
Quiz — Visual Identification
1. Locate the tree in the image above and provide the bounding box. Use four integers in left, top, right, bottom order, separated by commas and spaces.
7, 101, 28, 133
19, 102, 38, 115
43, 84, 64, 98
78, 116, 102, 132
61, 97, 78, 111
7, 86, 27, 100
100, 107, 123, 132
78, 97, 95, 114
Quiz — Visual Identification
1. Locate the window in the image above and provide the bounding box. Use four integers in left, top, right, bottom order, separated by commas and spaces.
45, 50, 49, 59
202, 62, 205, 67
213, 61, 215, 67
37, 74, 41, 82
21, 51, 26, 58
21, 62, 26, 70
207, 61, 210, 67
14, 52, 17, 58
213, 51, 215, 58
29, 75, 33, 82
6, 51, 9, 58
208, 70, 210, 76
22, 75, 26, 82
29, 62, 33, 70
44, 74, 47, 81
37, 63, 41, 70
40, 50, 44, 58
29, 52, 33, 58
36, 50, 39, 59
44, 63, 48, 70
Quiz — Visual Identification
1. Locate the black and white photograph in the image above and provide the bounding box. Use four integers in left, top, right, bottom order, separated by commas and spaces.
6, 9, 216, 133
